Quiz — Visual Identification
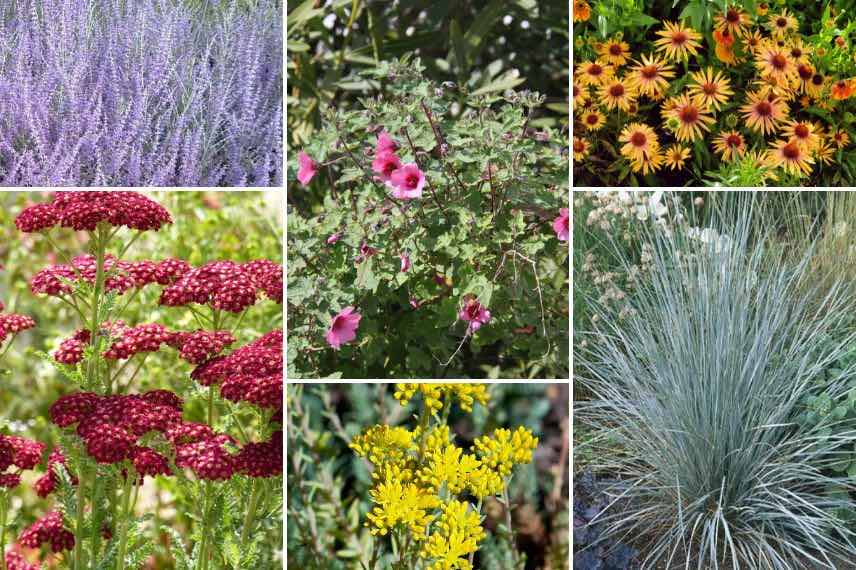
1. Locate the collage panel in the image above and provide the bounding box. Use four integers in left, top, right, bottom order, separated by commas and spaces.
286, 382, 570, 570
573, 190, 856, 568
0, 1, 282, 187
0, 191, 283, 569
572, 1, 856, 187
286, 2, 571, 380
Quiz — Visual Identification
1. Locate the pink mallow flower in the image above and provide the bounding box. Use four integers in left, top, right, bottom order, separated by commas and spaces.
372, 151, 402, 183
388, 163, 425, 200
326, 307, 361, 350
553, 208, 569, 242
459, 298, 491, 334
399, 254, 411, 272
327, 233, 341, 244
376, 130, 398, 154
297, 151, 318, 186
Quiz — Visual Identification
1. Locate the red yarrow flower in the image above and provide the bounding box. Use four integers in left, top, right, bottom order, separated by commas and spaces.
553, 208, 569, 242
171, 330, 236, 364
15, 191, 171, 233
18, 511, 74, 553
235, 431, 283, 478
388, 163, 425, 199
326, 307, 361, 350
175, 434, 237, 481
297, 151, 318, 186
5, 548, 41, 570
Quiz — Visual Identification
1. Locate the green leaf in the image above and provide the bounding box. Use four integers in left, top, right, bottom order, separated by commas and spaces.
472, 70, 525, 95
355, 258, 379, 292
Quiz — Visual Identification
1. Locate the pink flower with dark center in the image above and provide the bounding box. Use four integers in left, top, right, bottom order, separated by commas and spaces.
326, 307, 361, 350
400, 253, 411, 272
376, 130, 398, 154
372, 151, 402, 183
459, 297, 491, 334
327, 232, 341, 244
388, 163, 425, 199
297, 151, 317, 186
553, 208, 569, 242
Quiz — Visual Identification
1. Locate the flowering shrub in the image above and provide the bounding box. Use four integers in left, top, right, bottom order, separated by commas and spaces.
0, 0, 282, 186
573, 1, 856, 186
287, 383, 569, 570
287, 59, 569, 379
0, 192, 282, 569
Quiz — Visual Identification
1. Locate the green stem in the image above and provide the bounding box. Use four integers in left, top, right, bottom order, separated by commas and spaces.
196, 482, 212, 570
502, 480, 519, 568
240, 480, 261, 547
115, 471, 134, 570
1, 490, 8, 570
74, 464, 88, 570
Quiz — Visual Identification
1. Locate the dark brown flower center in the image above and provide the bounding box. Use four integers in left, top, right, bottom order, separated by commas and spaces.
797, 65, 812, 79
574, 140, 586, 152
794, 124, 809, 138
756, 101, 773, 116
812, 74, 824, 85
702, 83, 718, 95
586, 114, 598, 125
588, 64, 603, 76
630, 132, 647, 146
726, 134, 742, 147
679, 106, 699, 123
770, 54, 787, 69
782, 142, 800, 159
672, 31, 688, 45
791, 48, 803, 58
609, 44, 623, 56
641, 65, 659, 79
609, 84, 625, 97
573, 83, 581, 97
726, 9, 739, 22
406, 174, 419, 187
776, 17, 787, 28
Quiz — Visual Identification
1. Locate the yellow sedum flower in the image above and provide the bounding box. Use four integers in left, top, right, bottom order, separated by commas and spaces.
350, 425, 415, 467
474, 427, 538, 477
421, 500, 486, 570
366, 475, 440, 538
420, 445, 481, 494
467, 464, 505, 499
394, 384, 490, 414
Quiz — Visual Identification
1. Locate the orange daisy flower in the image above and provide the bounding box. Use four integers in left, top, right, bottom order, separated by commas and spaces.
687, 67, 734, 112
831, 79, 854, 100
744, 29, 765, 54
712, 29, 740, 66
715, 7, 752, 37
831, 128, 851, 148
662, 94, 715, 142
597, 38, 631, 66
768, 9, 798, 38
573, 136, 590, 161
654, 21, 702, 62
755, 43, 796, 85
619, 122, 661, 163
713, 131, 747, 162
573, 0, 591, 23
580, 109, 606, 131
787, 39, 811, 64
815, 139, 836, 165
599, 78, 637, 112
630, 150, 665, 175
573, 81, 589, 108
767, 139, 814, 176
794, 63, 815, 93
756, 2, 770, 16
780, 120, 821, 151
576, 60, 614, 87
663, 145, 691, 170
740, 91, 789, 135
627, 53, 675, 99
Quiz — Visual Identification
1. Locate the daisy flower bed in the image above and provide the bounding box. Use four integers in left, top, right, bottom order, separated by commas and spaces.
573, 1, 856, 186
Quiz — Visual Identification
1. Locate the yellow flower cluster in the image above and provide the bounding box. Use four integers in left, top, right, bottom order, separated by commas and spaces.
350, 385, 537, 567
394, 383, 490, 414
573, 4, 855, 181
473, 427, 539, 477
421, 500, 486, 570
